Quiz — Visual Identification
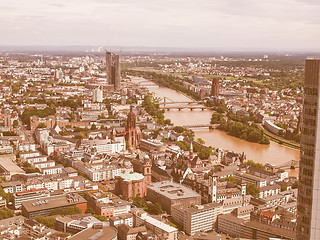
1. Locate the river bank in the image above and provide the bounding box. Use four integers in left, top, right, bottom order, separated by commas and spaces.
130, 76, 300, 177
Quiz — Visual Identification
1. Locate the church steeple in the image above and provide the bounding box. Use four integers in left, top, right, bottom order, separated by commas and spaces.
143, 155, 152, 186
189, 141, 194, 161
125, 105, 137, 150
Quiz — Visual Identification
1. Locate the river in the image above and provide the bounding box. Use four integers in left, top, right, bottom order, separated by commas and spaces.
131, 76, 299, 177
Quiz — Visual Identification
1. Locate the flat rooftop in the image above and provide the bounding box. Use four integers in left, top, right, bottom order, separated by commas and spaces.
144, 215, 177, 233
243, 220, 296, 239
22, 193, 87, 212
147, 181, 200, 200
175, 202, 222, 214
234, 171, 265, 182
0, 155, 24, 175
69, 226, 117, 240
1, 180, 22, 188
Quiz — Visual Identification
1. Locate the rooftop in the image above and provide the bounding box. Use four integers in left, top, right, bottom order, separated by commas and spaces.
174, 202, 222, 214
117, 172, 144, 182
218, 213, 246, 225
147, 181, 200, 200
0, 155, 24, 175
69, 226, 117, 240
22, 193, 87, 212
243, 220, 296, 239
144, 215, 177, 233
1, 180, 22, 188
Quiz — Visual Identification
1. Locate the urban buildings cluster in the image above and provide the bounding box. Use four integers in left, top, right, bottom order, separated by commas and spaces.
0, 52, 316, 240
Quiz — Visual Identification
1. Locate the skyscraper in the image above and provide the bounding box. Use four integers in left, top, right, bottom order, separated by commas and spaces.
105, 50, 121, 91
93, 87, 103, 103
297, 58, 320, 240
105, 51, 112, 85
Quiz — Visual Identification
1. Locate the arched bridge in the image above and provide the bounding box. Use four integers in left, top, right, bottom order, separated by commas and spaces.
276, 160, 299, 169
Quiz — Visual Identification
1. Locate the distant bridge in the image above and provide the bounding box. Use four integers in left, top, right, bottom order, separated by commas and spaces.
136, 80, 158, 87
162, 106, 208, 111
276, 160, 299, 169
159, 101, 203, 105
157, 98, 207, 111
181, 124, 220, 129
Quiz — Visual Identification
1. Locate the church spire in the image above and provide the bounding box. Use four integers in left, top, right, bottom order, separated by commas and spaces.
189, 141, 194, 161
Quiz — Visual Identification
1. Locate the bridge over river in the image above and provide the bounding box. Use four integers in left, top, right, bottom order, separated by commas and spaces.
180, 124, 220, 129
157, 98, 208, 111
267, 160, 299, 170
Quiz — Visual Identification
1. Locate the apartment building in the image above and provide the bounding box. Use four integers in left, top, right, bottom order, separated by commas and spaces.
172, 202, 222, 235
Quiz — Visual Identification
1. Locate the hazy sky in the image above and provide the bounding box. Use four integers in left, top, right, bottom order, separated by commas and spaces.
0, 0, 319, 50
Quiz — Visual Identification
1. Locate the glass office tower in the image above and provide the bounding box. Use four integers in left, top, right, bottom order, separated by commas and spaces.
297, 58, 320, 239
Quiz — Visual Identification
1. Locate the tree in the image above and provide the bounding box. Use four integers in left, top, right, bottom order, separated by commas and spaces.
164, 119, 172, 126
198, 147, 212, 160
22, 162, 40, 173
11, 82, 21, 93
161, 137, 167, 143
64, 206, 82, 215
85, 206, 96, 214
182, 129, 195, 141
224, 176, 238, 185
210, 113, 225, 125
147, 202, 164, 215
278, 130, 285, 137
174, 126, 184, 133
246, 160, 266, 170
50, 208, 64, 216
0, 208, 14, 220
35, 215, 55, 228
22, 107, 56, 128
3, 131, 16, 136
197, 138, 205, 145
93, 214, 108, 222
13, 120, 18, 128
60, 131, 69, 136
98, 114, 107, 120
246, 183, 260, 198
176, 141, 189, 151
280, 184, 287, 191
0, 187, 13, 203
37, 123, 47, 129
132, 196, 147, 210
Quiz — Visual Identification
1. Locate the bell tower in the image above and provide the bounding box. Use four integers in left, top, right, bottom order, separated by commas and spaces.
143, 155, 152, 186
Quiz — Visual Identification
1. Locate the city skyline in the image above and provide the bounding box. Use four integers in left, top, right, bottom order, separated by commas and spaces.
0, 0, 320, 50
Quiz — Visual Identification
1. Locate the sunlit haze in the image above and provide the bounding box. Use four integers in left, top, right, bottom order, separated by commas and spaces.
1, 0, 320, 50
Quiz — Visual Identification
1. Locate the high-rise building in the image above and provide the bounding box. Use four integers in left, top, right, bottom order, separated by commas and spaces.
105, 50, 121, 91
297, 58, 320, 240
211, 78, 219, 97
113, 54, 121, 91
92, 87, 103, 103
106, 51, 112, 85
4, 109, 11, 129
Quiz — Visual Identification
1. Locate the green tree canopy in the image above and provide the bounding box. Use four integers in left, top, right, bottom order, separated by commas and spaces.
246, 183, 260, 198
